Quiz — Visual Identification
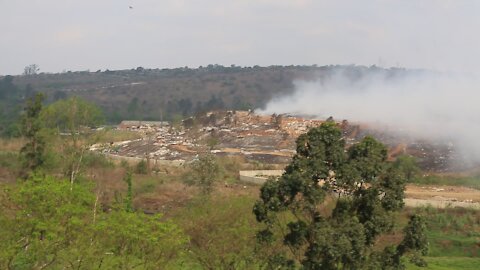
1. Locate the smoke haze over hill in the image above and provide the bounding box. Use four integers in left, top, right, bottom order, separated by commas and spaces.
261, 67, 480, 164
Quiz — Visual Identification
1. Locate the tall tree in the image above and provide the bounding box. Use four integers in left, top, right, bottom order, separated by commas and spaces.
19, 93, 46, 177
253, 122, 427, 269
41, 97, 104, 185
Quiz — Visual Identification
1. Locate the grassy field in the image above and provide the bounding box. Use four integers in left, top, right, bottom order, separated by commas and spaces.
95, 128, 143, 143
405, 206, 480, 269
412, 175, 480, 190
0, 138, 25, 152
407, 257, 480, 270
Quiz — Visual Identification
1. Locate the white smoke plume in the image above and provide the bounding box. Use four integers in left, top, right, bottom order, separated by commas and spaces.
260, 66, 480, 165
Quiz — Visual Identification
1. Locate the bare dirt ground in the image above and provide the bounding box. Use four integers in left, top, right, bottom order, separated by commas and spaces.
405, 184, 480, 208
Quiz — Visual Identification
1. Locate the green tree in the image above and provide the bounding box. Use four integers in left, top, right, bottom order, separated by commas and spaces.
393, 154, 420, 182
253, 122, 427, 269
41, 96, 104, 185
185, 153, 220, 195
0, 175, 95, 269
397, 214, 429, 266
19, 93, 47, 177
0, 175, 187, 269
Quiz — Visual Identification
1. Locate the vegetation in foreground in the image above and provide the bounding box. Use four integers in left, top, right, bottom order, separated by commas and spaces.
0, 93, 479, 269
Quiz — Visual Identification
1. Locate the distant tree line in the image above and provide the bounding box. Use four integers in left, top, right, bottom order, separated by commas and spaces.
0, 75, 38, 137
5, 64, 418, 127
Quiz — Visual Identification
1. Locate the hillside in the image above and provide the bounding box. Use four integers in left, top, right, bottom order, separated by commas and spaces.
3, 65, 414, 126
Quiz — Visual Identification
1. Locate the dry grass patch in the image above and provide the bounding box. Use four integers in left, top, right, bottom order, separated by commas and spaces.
0, 138, 25, 152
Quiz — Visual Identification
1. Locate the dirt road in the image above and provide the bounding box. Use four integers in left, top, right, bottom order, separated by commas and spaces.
405, 184, 480, 208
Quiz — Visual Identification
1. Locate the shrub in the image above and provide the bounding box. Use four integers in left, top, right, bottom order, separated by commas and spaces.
135, 159, 148, 174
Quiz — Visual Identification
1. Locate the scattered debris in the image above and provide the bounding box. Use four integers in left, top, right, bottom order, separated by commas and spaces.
93, 110, 464, 172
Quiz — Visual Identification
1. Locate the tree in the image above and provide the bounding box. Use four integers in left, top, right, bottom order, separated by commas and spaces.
393, 154, 420, 182
23, 64, 40, 75
0, 175, 187, 269
0, 175, 95, 269
0, 75, 23, 137
41, 97, 104, 186
397, 214, 429, 266
19, 93, 47, 177
185, 153, 220, 195
253, 122, 427, 269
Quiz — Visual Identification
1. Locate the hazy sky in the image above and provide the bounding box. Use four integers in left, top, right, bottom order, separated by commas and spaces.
1, 0, 480, 75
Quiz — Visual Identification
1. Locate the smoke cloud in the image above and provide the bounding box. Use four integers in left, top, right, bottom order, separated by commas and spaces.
260, 66, 480, 165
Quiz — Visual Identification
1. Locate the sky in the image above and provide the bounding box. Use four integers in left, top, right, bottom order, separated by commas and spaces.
1, 0, 480, 75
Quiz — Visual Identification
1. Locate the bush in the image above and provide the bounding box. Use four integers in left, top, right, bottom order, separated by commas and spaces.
183, 154, 220, 195
0, 152, 20, 170
82, 152, 115, 169
135, 159, 148, 174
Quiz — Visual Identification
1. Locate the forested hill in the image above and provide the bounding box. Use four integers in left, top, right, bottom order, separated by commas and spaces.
1, 65, 414, 133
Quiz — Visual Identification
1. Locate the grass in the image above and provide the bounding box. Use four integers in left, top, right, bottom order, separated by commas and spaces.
134, 177, 163, 195
82, 152, 116, 169
412, 175, 480, 190
170, 195, 265, 269
407, 257, 480, 270
403, 206, 480, 269
0, 152, 20, 170
94, 129, 143, 144
0, 138, 25, 152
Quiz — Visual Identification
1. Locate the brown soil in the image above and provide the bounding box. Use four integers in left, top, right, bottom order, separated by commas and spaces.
405, 184, 480, 203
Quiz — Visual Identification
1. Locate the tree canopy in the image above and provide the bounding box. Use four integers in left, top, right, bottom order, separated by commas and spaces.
253, 122, 428, 269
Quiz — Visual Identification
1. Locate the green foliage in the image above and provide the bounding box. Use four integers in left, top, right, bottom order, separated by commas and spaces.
95, 128, 143, 144
95, 210, 187, 269
19, 93, 48, 177
411, 175, 480, 190
412, 207, 480, 258
41, 96, 105, 182
0, 175, 187, 269
253, 122, 427, 269
135, 178, 159, 195
127, 97, 140, 119
0, 175, 94, 269
393, 155, 420, 182
41, 96, 104, 132
172, 196, 269, 269
184, 153, 220, 195
0, 76, 24, 137
0, 151, 20, 170
206, 136, 219, 150
82, 151, 115, 169
135, 159, 148, 174
400, 215, 429, 255
123, 170, 134, 212
398, 215, 429, 267
407, 257, 480, 270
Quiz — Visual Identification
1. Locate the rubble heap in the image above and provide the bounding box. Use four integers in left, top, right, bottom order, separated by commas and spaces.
93, 111, 461, 172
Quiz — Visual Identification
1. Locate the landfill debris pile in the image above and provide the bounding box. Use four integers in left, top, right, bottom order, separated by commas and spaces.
92, 111, 462, 172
